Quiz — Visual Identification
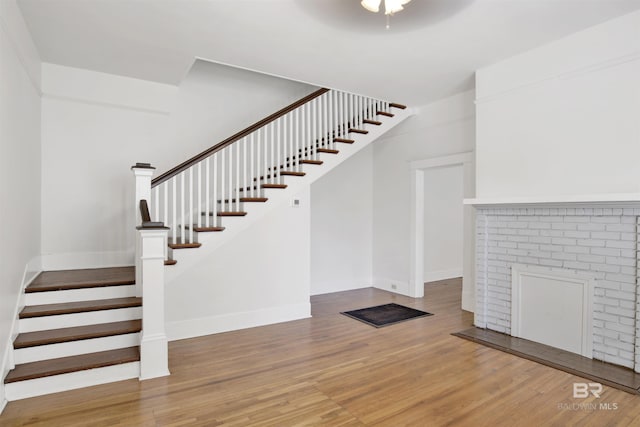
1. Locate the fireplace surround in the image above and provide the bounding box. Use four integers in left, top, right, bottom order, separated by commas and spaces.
471, 200, 640, 371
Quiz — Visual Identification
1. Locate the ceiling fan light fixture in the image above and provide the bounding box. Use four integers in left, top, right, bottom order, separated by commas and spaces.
361, 0, 411, 15
360, 0, 381, 13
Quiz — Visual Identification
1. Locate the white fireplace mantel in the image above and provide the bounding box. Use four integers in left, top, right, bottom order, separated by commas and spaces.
464, 192, 640, 208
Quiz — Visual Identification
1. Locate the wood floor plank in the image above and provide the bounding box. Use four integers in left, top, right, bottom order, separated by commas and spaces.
3, 280, 640, 425
26, 267, 135, 293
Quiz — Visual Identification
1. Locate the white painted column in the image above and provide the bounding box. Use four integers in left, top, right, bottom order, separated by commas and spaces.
137, 225, 170, 380
131, 163, 155, 293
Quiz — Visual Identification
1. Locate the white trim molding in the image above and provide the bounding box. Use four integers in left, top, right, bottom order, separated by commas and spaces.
409, 151, 474, 307
167, 303, 311, 342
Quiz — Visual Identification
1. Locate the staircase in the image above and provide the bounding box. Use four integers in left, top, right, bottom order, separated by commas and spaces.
3, 88, 411, 401
4, 267, 141, 400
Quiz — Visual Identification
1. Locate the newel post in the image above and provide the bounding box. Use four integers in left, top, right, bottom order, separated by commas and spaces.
136, 221, 170, 380
132, 163, 155, 290
131, 163, 170, 380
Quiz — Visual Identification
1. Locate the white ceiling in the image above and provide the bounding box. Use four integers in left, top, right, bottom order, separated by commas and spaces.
17, 0, 640, 106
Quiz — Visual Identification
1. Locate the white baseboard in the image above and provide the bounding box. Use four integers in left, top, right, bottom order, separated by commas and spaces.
423, 268, 463, 283
310, 280, 371, 296
40, 250, 134, 271
0, 385, 6, 415
373, 277, 411, 297
167, 303, 311, 341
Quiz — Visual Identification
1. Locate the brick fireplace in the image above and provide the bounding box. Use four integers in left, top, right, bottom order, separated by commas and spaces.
474, 204, 640, 371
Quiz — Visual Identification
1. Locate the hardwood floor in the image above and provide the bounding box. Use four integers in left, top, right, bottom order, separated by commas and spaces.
3, 279, 640, 426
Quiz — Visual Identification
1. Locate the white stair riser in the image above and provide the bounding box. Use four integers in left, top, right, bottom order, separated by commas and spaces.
14, 333, 140, 364
24, 285, 137, 306
19, 307, 142, 333
4, 361, 140, 401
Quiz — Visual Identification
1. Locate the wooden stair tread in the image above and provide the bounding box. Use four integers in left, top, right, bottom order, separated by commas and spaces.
168, 239, 202, 249
377, 111, 394, 117
317, 148, 339, 154
363, 119, 382, 125
301, 160, 323, 165
14, 320, 142, 349
4, 346, 140, 383
217, 211, 247, 217
390, 102, 407, 109
19, 297, 142, 319
164, 259, 177, 266
279, 171, 305, 177
214, 198, 268, 203
186, 225, 226, 232
334, 138, 354, 144
26, 267, 135, 293
239, 184, 287, 191
348, 128, 368, 135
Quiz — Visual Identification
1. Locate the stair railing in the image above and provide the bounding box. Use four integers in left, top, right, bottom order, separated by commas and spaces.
145, 88, 390, 245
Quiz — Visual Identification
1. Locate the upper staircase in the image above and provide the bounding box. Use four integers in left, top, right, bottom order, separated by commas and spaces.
3, 88, 411, 401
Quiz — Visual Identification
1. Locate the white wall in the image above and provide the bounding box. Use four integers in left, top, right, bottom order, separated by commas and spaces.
476, 10, 640, 199
372, 91, 475, 294
0, 0, 41, 410
166, 188, 311, 340
40, 60, 316, 269
423, 165, 463, 281
310, 145, 373, 295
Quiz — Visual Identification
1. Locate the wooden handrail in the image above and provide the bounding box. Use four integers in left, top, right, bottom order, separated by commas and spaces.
152, 87, 330, 187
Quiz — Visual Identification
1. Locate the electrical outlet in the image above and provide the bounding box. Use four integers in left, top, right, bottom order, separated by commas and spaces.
291, 198, 300, 207
391, 283, 397, 290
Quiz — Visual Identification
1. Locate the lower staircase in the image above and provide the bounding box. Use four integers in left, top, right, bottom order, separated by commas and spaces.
4, 267, 141, 400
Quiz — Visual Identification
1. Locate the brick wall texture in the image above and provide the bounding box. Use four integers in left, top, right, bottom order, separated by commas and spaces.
475, 206, 640, 370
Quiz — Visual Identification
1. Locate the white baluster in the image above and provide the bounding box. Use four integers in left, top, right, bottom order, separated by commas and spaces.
316, 97, 321, 152
328, 91, 334, 149
235, 140, 240, 209
197, 163, 202, 229
205, 157, 210, 228
263, 127, 268, 183
250, 133, 255, 198
270, 123, 275, 183
180, 172, 185, 243
243, 137, 248, 199
153, 186, 159, 224
307, 100, 312, 160
188, 168, 194, 243
323, 94, 328, 149
294, 108, 299, 171
212, 153, 217, 225
256, 129, 262, 197
172, 178, 177, 244
276, 118, 281, 181
163, 182, 168, 232
228, 146, 233, 211
221, 147, 226, 214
